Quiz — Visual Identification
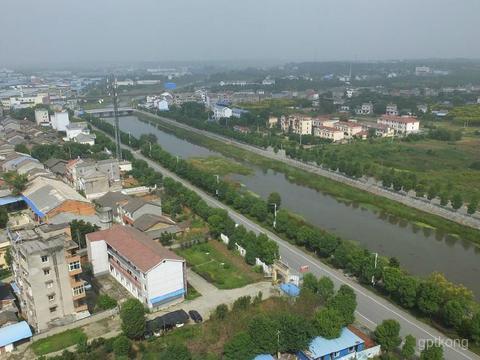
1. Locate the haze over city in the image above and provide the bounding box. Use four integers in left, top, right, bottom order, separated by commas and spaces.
1, 0, 480, 66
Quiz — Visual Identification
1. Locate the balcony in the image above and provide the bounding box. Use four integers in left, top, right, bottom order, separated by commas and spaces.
72, 289, 86, 301
70, 276, 84, 288
74, 303, 88, 312
67, 255, 82, 276
109, 259, 141, 289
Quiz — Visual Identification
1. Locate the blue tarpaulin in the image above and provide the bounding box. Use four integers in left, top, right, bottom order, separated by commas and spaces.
0, 196, 23, 206
280, 283, 300, 297
21, 195, 46, 218
0, 321, 32, 348
253, 355, 275, 360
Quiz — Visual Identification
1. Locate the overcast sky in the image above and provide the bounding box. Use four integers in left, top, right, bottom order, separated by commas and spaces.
1, 0, 479, 66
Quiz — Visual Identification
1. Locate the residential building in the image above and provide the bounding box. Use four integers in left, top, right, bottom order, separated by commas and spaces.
119, 197, 162, 225
87, 225, 187, 310
133, 214, 181, 239
65, 122, 89, 141
212, 105, 232, 120
34, 109, 50, 126
361, 122, 394, 137
281, 115, 312, 135
268, 116, 278, 128
333, 121, 363, 138
0, 321, 32, 353
50, 112, 70, 132
415, 66, 431, 76
157, 99, 169, 111
312, 116, 338, 128
231, 108, 249, 118
8, 223, 88, 331
313, 126, 344, 142
66, 159, 122, 199
0, 232, 9, 268
22, 176, 95, 222
73, 133, 96, 146
377, 115, 420, 134
44, 158, 68, 176
417, 104, 428, 113
356, 103, 374, 115
233, 125, 250, 134
385, 104, 398, 116
297, 327, 380, 360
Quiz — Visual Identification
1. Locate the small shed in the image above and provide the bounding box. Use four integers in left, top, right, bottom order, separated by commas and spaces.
0, 321, 32, 353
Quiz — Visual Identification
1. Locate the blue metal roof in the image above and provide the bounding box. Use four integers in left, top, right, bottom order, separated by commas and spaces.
308, 328, 364, 358
0, 321, 32, 347
4, 156, 37, 167
280, 283, 300, 297
0, 196, 23, 206
21, 195, 46, 218
150, 288, 185, 305
10, 282, 20, 295
253, 355, 275, 360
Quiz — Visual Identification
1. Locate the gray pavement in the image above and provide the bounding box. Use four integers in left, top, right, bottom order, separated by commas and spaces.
95, 124, 480, 360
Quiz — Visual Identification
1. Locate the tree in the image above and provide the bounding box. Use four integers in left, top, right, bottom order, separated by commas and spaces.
470, 312, 480, 344
4, 247, 13, 268
317, 276, 335, 303
467, 197, 478, 215
314, 307, 343, 339
14, 143, 30, 154
159, 344, 192, 360
451, 193, 463, 211
223, 332, 254, 360
374, 319, 402, 352
113, 335, 131, 357
401, 334, 416, 359
70, 220, 99, 248
214, 303, 229, 320
267, 192, 282, 210
328, 285, 357, 326
277, 313, 314, 353
420, 344, 444, 360
443, 300, 465, 329
248, 315, 278, 354
0, 208, 8, 229
3, 172, 28, 195
302, 273, 318, 293
120, 299, 145, 339
439, 192, 449, 206
417, 281, 443, 316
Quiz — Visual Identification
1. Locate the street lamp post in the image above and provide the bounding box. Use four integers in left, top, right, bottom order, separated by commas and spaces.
270, 203, 277, 228
371, 252, 378, 286
214, 174, 220, 196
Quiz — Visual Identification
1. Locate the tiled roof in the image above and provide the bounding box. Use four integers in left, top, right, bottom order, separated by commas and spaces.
380, 115, 419, 124
87, 225, 183, 272
133, 214, 176, 232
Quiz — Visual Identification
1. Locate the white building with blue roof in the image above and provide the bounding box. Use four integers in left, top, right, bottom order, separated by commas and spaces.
297, 327, 380, 360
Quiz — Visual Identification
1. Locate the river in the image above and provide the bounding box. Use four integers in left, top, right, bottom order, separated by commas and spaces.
108, 115, 480, 298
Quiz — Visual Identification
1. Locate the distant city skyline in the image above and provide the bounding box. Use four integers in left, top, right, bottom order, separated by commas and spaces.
1, 0, 479, 66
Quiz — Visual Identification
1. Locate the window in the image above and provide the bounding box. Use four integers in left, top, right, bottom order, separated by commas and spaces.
41, 255, 49, 263
334, 352, 340, 358
49, 306, 57, 313
348, 347, 355, 353
72, 285, 85, 296
48, 294, 55, 302
43, 268, 50, 276
45, 281, 53, 289
68, 261, 81, 271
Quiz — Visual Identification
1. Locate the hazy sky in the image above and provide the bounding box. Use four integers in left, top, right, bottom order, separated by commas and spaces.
1, 0, 479, 66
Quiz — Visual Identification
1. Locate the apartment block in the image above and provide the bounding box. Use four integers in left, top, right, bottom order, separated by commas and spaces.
8, 223, 88, 332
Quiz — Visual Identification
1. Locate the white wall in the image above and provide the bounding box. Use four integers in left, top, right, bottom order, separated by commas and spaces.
51, 112, 70, 131
146, 260, 185, 306
87, 240, 109, 275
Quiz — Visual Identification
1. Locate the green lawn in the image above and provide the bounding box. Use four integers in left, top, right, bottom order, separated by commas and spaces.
188, 156, 252, 176
177, 242, 257, 289
185, 282, 201, 300
31, 328, 87, 355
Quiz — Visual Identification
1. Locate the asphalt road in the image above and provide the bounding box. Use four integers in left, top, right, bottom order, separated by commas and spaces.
97, 125, 479, 360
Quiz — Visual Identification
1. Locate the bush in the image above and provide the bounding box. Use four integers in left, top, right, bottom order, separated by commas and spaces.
96, 294, 117, 310
214, 303, 229, 320
113, 335, 131, 357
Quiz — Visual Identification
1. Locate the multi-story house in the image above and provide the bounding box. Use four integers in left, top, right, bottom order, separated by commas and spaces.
87, 225, 186, 310
385, 104, 398, 116
313, 126, 344, 142
377, 115, 420, 135
355, 103, 374, 115
8, 223, 88, 332
333, 121, 363, 139
280, 115, 312, 135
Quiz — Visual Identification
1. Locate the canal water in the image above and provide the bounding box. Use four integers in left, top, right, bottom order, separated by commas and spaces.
109, 116, 480, 298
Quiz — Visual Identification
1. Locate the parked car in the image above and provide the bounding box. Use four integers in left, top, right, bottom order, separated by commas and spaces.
188, 310, 203, 323
144, 310, 190, 338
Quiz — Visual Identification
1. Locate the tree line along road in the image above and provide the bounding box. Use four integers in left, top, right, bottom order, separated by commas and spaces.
94, 125, 480, 360
136, 109, 480, 232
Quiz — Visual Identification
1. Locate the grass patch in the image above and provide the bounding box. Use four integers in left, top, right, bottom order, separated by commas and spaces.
31, 328, 87, 356
414, 221, 436, 230
177, 241, 260, 289
188, 156, 252, 176
186, 282, 201, 301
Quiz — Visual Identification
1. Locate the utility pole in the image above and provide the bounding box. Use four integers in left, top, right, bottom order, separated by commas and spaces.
109, 75, 122, 161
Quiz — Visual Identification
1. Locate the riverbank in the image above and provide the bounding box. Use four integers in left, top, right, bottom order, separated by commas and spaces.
135, 110, 480, 246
